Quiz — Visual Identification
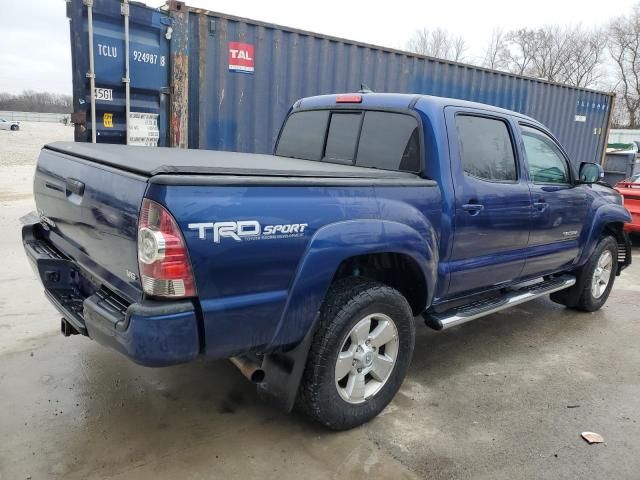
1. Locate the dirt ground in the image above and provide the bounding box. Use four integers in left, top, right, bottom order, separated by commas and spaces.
0, 124, 639, 479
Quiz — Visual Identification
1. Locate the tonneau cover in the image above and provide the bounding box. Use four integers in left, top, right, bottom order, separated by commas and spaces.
44, 142, 419, 179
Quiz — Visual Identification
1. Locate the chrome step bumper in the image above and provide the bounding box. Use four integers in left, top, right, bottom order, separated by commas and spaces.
424, 275, 576, 331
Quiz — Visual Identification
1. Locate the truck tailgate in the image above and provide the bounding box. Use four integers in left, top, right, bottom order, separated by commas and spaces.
33, 147, 147, 302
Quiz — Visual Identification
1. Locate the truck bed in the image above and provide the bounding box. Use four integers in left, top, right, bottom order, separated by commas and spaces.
44, 142, 422, 180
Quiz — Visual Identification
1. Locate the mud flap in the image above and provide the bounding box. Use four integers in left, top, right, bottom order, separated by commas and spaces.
619, 231, 632, 272
257, 315, 318, 412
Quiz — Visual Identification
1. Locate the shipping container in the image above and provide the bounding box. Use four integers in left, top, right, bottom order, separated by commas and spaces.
68, 0, 615, 166
67, 0, 171, 146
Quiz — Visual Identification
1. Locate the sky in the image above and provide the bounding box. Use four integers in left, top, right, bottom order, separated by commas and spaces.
0, 0, 637, 95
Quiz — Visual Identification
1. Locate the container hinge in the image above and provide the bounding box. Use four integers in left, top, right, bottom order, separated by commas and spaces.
85, 72, 95, 79
120, 2, 130, 16
83, 0, 93, 6
122, 77, 130, 84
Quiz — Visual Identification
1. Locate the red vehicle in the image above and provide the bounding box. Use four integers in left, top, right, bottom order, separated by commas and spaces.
616, 174, 640, 233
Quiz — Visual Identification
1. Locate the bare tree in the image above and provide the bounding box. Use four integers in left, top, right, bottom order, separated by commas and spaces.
407, 22, 605, 89
483, 27, 509, 70
529, 25, 572, 82
0, 90, 72, 114
504, 28, 539, 75
494, 25, 604, 88
608, 6, 640, 127
406, 28, 467, 62
563, 27, 605, 88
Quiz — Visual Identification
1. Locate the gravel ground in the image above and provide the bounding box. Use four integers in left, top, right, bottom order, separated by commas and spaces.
0, 121, 73, 167
0, 122, 73, 354
0, 126, 639, 479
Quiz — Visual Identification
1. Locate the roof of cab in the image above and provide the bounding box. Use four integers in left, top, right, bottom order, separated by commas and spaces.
296, 92, 542, 126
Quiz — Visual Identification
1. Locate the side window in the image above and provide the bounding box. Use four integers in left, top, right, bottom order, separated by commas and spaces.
276, 110, 329, 160
521, 127, 570, 184
324, 112, 362, 163
356, 112, 421, 172
455, 115, 517, 182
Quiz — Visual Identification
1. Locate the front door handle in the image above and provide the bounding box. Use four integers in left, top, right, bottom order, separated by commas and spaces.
462, 203, 485, 216
533, 201, 548, 211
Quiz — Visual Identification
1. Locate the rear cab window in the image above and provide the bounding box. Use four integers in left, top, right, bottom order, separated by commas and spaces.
325, 113, 362, 163
275, 110, 329, 161
276, 109, 421, 173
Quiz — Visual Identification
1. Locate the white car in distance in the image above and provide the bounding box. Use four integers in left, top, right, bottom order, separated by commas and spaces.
0, 119, 20, 131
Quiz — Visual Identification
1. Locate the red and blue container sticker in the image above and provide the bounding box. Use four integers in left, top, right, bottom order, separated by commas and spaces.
228, 42, 254, 74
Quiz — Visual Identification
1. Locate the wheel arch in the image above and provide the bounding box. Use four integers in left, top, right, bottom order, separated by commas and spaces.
578, 204, 631, 274
266, 219, 438, 350
331, 252, 428, 316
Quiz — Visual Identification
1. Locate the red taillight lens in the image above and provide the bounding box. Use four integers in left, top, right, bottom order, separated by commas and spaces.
336, 94, 362, 103
137, 198, 196, 298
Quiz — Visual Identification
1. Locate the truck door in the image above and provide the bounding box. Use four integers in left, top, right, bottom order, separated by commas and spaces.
517, 124, 590, 277
445, 108, 532, 297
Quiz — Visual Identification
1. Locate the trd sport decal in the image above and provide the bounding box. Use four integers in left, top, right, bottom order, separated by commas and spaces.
188, 220, 308, 243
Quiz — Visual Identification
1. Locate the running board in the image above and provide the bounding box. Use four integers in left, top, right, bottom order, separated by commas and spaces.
423, 275, 576, 331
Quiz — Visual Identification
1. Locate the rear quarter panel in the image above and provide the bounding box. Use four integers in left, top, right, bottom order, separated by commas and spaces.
145, 182, 441, 358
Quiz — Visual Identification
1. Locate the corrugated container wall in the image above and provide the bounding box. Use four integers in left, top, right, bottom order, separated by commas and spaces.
68, 0, 171, 145
69, 0, 614, 166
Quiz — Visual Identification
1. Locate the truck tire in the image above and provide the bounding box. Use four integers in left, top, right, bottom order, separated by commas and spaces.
298, 277, 415, 430
551, 236, 618, 312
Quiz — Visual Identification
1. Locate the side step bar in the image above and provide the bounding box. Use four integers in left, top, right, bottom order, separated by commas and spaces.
423, 275, 576, 331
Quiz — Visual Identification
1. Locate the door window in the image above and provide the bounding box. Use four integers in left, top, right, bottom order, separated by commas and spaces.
521, 126, 570, 184
455, 115, 517, 182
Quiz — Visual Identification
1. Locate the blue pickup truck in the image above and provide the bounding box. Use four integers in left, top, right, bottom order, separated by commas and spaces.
23, 93, 631, 429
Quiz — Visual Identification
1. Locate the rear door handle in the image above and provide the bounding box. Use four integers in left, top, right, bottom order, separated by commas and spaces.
462, 203, 484, 215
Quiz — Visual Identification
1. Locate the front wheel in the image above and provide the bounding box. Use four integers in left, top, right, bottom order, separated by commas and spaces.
298, 278, 415, 430
555, 236, 618, 312
10, 124, 18, 131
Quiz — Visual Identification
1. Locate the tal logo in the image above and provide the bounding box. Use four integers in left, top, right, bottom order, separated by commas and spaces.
228, 42, 255, 74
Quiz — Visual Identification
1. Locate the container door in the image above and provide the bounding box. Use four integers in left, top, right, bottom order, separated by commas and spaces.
67, 0, 171, 146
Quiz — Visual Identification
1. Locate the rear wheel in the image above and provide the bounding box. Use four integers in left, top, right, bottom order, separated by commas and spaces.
298, 278, 415, 430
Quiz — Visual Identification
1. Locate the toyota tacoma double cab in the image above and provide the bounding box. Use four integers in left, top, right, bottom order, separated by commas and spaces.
22, 93, 632, 430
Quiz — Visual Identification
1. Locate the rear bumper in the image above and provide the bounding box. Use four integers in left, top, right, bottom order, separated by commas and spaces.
22, 220, 200, 367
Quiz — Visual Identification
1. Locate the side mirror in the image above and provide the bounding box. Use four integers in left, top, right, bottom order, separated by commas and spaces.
579, 162, 604, 184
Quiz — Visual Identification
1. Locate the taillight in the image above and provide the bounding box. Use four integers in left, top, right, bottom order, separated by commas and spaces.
137, 198, 196, 298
